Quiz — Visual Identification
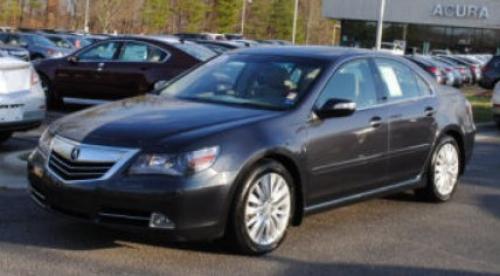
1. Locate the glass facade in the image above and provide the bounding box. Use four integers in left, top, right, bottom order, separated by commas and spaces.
340, 20, 500, 54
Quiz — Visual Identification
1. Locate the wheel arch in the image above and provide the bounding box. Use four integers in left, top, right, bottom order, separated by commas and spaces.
437, 125, 466, 175
225, 149, 305, 233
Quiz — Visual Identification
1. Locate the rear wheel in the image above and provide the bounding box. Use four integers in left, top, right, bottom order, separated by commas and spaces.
40, 75, 63, 109
0, 132, 12, 145
230, 160, 294, 255
415, 136, 461, 202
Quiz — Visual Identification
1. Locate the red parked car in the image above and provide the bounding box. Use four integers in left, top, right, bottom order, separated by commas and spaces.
35, 35, 216, 108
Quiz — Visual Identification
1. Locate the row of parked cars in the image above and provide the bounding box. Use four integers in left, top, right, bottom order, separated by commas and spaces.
405, 54, 490, 88
404, 53, 500, 127
0, 29, 290, 62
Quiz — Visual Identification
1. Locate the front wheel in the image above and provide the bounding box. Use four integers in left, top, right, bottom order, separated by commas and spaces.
230, 160, 294, 255
415, 136, 461, 202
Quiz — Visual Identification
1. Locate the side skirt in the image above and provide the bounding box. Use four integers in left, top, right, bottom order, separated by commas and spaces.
304, 175, 425, 215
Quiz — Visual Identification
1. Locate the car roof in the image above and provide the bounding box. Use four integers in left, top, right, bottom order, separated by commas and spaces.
231, 46, 374, 60
108, 35, 182, 44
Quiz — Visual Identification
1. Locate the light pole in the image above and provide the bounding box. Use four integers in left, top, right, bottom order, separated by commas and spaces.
84, 0, 90, 33
292, 0, 299, 44
375, 0, 386, 50
241, 0, 251, 35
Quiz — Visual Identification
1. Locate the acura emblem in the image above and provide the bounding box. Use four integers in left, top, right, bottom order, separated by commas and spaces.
70, 147, 80, 161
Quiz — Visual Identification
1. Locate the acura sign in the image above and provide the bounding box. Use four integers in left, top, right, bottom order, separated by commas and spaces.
432, 4, 489, 19
323, 0, 500, 29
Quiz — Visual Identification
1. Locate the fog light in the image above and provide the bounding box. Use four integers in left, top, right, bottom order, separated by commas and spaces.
149, 212, 175, 229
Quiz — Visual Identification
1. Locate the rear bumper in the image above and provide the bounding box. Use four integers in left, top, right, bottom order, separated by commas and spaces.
27, 149, 236, 242
463, 130, 475, 167
0, 85, 46, 132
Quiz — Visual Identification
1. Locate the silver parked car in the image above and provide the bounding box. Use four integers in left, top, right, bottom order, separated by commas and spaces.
0, 57, 45, 144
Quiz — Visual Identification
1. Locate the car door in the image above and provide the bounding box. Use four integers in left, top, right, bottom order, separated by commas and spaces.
101, 41, 171, 99
53, 41, 121, 100
373, 58, 438, 183
306, 58, 389, 205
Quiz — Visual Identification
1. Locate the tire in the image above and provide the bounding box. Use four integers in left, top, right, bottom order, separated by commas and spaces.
40, 75, 63, 110
229, 159, 295, 255
415, 136, 461, 202
0, 132, 12, 145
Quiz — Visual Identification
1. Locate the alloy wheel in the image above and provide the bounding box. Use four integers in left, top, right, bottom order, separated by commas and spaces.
244, 172, 291, 247
434, 143, 460, 196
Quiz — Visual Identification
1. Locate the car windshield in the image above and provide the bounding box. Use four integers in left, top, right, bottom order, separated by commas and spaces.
161, 54, 325, 110
171, 42, 217, 61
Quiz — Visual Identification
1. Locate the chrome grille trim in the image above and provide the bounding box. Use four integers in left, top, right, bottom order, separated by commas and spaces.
46, 136, 139, 184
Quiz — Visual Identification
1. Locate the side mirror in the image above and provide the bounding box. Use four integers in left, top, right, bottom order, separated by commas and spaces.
153, 80, 170, 91
67, 55, 79, 63
316, 98, 356, 118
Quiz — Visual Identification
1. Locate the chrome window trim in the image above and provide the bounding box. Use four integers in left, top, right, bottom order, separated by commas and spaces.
45, 135, 139, 184
372, 56, 437, 97
311, 55, 437, 114
76, 39, 171, 64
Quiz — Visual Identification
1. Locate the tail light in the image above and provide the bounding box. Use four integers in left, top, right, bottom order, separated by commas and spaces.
427, 66, 439, 75
31, 68, 40, 87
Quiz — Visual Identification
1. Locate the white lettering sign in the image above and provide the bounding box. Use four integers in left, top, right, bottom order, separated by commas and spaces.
433, 4, 489, 19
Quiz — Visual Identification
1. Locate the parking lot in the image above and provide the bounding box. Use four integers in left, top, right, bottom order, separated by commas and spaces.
0, 105, 499, 275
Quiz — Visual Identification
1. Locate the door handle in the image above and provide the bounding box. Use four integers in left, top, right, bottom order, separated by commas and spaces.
370, 116, 382, 128
424, 107, 436, 117
97, 62, 105, 72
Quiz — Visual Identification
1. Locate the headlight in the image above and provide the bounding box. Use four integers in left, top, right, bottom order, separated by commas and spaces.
129, 146, 220, 176
38, 129, 53, 156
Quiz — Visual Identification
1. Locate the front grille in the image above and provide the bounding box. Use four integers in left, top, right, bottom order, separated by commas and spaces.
48, 151, 115, 181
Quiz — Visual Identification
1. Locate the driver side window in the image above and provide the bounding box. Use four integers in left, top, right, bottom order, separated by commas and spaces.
316, 59, 378, 110
78, 41, 120, 61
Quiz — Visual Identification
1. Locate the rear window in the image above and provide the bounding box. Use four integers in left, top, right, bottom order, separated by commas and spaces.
172, 42, 216, 61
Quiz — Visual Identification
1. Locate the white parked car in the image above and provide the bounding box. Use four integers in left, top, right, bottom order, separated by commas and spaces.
0, 57, 45, 144
493, 82, 500, 128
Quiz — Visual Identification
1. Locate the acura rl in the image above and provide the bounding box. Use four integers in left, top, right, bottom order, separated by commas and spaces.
28, 47, 475, 254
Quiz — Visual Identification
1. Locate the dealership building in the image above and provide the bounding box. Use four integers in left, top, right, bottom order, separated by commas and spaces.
322, 0, 500, 53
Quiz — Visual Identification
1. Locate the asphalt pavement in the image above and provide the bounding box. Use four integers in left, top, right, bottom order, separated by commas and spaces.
0, 108, 499, 275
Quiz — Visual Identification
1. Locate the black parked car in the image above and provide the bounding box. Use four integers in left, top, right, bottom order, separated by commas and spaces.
35, 35, 216, 108
479, 55, 500, 89
0, 32, 72, 60
28, 47, 475, 255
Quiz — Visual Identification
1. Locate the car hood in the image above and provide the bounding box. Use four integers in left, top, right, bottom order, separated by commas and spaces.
51, 95, 277, 149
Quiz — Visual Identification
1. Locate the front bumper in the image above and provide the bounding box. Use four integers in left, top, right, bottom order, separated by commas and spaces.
27, 149, 237, 242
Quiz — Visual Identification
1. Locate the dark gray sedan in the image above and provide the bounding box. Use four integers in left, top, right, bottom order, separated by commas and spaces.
27, 47, 475, 255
